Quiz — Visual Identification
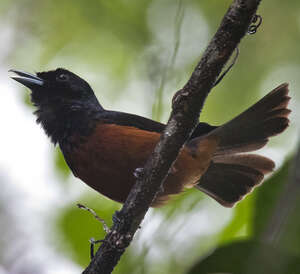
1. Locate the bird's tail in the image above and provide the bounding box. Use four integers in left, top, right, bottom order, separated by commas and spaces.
195, 83, 290, 207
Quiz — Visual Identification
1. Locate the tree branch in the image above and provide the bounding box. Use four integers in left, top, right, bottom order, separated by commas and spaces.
83, 0, 261, 273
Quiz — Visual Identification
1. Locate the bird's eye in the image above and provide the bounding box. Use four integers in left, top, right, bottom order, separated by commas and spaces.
57, 73, 69, 82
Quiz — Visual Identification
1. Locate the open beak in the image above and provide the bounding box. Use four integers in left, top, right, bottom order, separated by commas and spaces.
9, 69, 44, 89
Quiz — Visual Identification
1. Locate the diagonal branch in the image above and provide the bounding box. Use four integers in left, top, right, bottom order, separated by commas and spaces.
83, 0, 262, 273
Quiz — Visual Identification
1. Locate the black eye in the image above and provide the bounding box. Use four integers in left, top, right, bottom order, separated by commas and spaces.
57, 73, 69, 82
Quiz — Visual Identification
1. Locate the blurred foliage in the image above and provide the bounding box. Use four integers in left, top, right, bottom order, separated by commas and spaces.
188, 240, 300, 274
1, 0, 300, 273
252, 159, 291, 236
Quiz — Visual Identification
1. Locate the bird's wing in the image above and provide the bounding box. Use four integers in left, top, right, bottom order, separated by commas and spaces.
98, 111, 166, 133
98, 110, 217, 138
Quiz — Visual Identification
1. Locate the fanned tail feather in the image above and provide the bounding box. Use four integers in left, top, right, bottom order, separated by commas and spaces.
195, 154, 275, 207
211, 83, 290, 155
195, 83, 290, 207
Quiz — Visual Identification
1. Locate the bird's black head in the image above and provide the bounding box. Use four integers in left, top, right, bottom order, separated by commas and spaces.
10, 68, 103, 145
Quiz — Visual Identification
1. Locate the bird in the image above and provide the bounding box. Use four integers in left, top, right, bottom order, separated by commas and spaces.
10, 68, 291, 207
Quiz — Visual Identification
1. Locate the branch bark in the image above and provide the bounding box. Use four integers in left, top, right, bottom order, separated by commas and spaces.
83, 1, 261, 273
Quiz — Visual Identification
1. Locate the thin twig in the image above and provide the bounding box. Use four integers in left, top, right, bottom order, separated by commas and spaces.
248, 14, 262, 34
152, 0, 185, 121
213, 47, 239, 87
77, 203, 110, 234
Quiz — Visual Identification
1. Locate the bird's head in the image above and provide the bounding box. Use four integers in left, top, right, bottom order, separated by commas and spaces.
10, 68, 101, 110
10, 68, 103, 144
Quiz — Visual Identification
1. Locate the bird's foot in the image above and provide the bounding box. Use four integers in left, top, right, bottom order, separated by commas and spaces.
89, 237, 105, 259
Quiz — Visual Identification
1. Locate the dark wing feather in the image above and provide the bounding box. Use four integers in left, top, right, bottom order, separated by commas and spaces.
98, 110, 217, 137
98, 111, 166, 133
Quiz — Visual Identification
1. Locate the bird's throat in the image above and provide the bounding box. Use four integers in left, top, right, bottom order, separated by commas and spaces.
35, 104, 101, 146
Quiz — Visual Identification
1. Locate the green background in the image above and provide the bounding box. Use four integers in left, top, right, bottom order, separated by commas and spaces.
0, 0, 300, 273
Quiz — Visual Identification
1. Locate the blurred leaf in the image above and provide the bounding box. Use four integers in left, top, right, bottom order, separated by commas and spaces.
260, 154, 300, 257
252, 159, 291, 236
252, 154, 300, 257
187, 240, 300, 274
278, 189, 300, 257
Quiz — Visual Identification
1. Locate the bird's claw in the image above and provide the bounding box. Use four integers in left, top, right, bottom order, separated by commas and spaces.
89, 237, 104, 259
